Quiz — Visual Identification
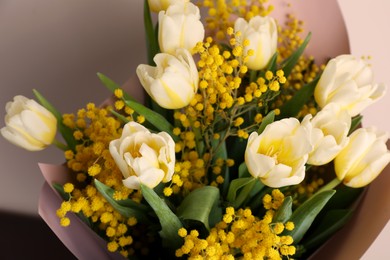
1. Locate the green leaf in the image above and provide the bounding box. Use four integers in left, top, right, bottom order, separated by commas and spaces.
266, 52, 279, 72
52, 183, 70, 200
33, 89, 76, 151
140, 184, 183, 249
177, 186, 220, 230
144, 0, 159, 65
273, 196, 293, 223
349, 115, 363, 135
257, 110, 275, 134
94, 179, 148, 221
227, 177, 256, 207
109, 109, 130, 123
124, 99, 178, 142
97, 73, 135, 101
281, 33, 312, 77
238, 163, 250, 178
285, 190, 335, 243
302, 209, 353, 251
278, 76, 320, 118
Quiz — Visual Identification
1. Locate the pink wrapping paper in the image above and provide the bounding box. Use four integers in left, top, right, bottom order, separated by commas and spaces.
38, 163, 123, 260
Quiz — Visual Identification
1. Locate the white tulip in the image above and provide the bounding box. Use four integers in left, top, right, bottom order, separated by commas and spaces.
334, 127, 390, 188
158, 1, 204, 54
234, 15, 278, 70
1, 95, 57, 151
136, 48, 199, 109
314, 55, 387, 117
109, 122, 175, 190
147, 0, 184, 13
245, 116, 313, 188
307, 103, 351, 165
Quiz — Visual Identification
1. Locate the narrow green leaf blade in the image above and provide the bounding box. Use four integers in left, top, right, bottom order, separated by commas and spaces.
282, 32, 312, 77
141, 184, 183, 249
97, 73, 135, 101
33, 89, 76, 150
177, 186, 220, 230
109, 109, 130, 124
226, 177, 254, 204
273, 196, 293, 223
94, 179, 148, 220
257, 110, 275, 134
124, 99, 178, 141
349, 115, 363, 135
52, 183, 70, 200
238, 163, 249, 178
278, 76, 320, 118
285, 190, 336, 243
144, 0, 159, 65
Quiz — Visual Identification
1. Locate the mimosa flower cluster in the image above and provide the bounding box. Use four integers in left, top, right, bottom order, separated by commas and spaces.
2, 0, 390, 259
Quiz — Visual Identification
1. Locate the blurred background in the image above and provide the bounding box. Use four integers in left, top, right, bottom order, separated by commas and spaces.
0, 0, 389, 258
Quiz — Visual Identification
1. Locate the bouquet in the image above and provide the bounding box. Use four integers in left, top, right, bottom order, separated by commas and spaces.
2, 0, 390, 259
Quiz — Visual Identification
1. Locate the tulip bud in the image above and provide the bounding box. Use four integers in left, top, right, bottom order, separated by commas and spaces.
147, 0, 183, 13
245, 116, 313, 188
158, 1, 205, 54
1, 95, 57, 151
109, 122, 176, 190
234, 15, 278, 70
136, 48, 199, 109
314, 55, 387, 117
334, 127, 390, 188
307, 103, 351, 165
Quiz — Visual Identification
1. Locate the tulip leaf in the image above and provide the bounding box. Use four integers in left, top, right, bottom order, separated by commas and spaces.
52, 183, 70, 200
238, 163, 250, 178
257, 110, 275, 134
97, 73, 135, 101
302, 209, 353, 252
33, 89, 76, 151
144, 0, 159, 66
284, 189, 335, 243
227, 177, 257, 208
278, 75, 320, 119
267, 52, 279, 72
177, 186, 220, 230
349, 115, 363, 135
140, 184, 183, 249
124, 99, 179, 141
109, 109, 130, 123
94, 179, 149, 221
273, 196, 293, 223
281, 32, 312, 77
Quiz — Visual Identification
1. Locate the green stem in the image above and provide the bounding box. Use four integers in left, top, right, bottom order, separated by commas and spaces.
316, 178, 341, 194
52, 139, 68, 151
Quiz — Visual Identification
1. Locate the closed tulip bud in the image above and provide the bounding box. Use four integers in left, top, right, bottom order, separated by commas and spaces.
147, 0, 183, 13
335, 127, 390, 188
136, 48, 199, 109
314, 55, 387, 117
158, 1, 204, 54
109, 122, 175, 190
307, 103, 351, 165
234, 15, 278, 70
245, 116, 313, 188
1, 95, 57, 151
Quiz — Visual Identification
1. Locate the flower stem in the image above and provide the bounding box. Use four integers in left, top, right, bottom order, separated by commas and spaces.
316, 178, 341, 194
52, 139, 68, 151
